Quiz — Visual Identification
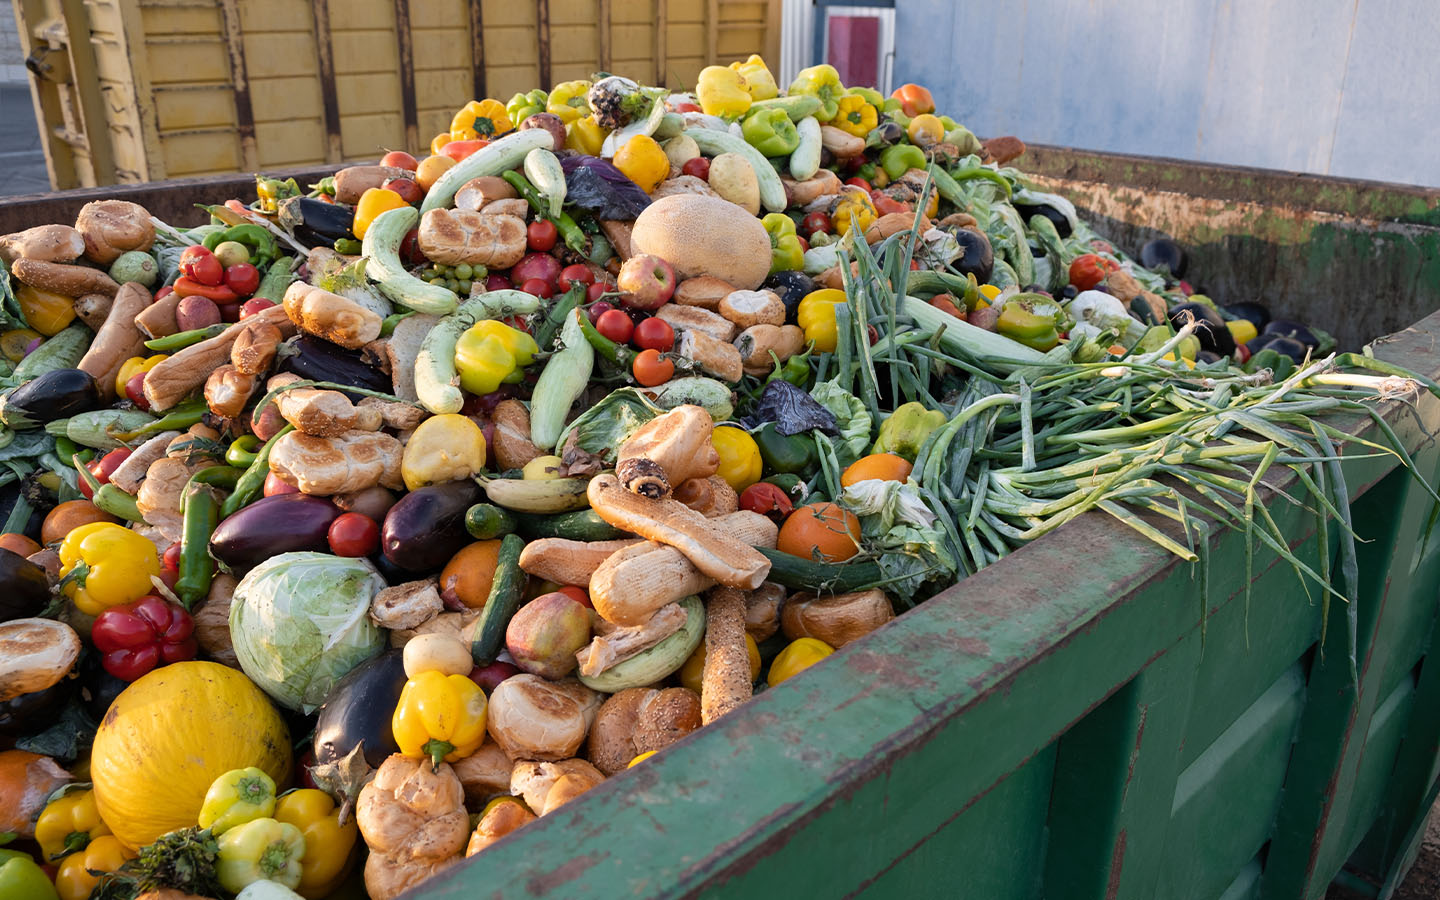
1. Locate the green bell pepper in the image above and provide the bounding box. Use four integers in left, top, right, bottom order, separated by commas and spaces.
880, 143, 927, 180
216, 817, 306, 893
787, 64, 846, 122
997, 297, 1061, 351
0, 850, 59, 900
872, 401, 947, 462
507, 89, 549, 125
762, 213, 805, 274
847, 85, 885, 107
754, 422, 817, 475
217, 224, 277, 268
741, 107, 801, 157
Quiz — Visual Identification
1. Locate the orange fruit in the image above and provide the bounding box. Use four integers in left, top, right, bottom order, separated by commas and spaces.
840, 452, 913, 487
0, 533, 40, 557
776, 502, 861, 563
41, 500, 120, 546
439, 540, 503, 609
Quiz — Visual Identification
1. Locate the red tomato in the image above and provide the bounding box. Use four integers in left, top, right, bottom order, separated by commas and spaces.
440, 139, 489, 162
329, 512, 380, 557
557, 585, 592, 607
263, 472, 299, 497
844, 177, 873, 193
586, 300, 616, 324
81, 448, 131, 499
585, 282, 609, 304
179, 246, 223, 286
1069, 254, 1120, 290
125, 371, 150, 410
484, 273, 513, 292
239, 298, 276, 318
558, 264, 594, 292
224, 263, 260, 296
739, 482, 794, 522
802, 211, 832, 236
400, 227, 426, 266
1234, 343, 1251, 364
520, 277, 553, 298
383, 177, 423, 205
154, 284, 174, 302
674, 102, 702, 113
632, 348, 674, 387
680, 157, 710, 180
380, 150, 419, 170
162, 542, 182, 572
632, 317, 674, 352
796, 235, 810, 253
595, 308, 634, 343
527, 220, 559, 252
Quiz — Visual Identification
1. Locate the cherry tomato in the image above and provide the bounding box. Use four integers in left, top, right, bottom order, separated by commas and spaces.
440, 139, 489, 162
527, 220, 559, 252
844, 177, 872, 193
329, 512, 380, 557
380, 149, 419, 170
802, 211, 832, 236
739, 482, 794, 522
594, 308, 634, 343
240, 298, 276, 318
520, 277, 553, 298
585, 282, 610, 304
586, 300, 616, 324
383, 177, 423, 206
680, 157, 710, 180
81, 448, 131, 499
179, 246, 223, 286
558, 264, 594, 292
796, 235, 810, 253
485, 273, 513, 292
632, 317, 674, 352
125, 371, 150, 410
224, 263, 260, 296
633, 348, 674, 387
263, 472, 300, 497
557, 585, 592, 607
162, 542, 182, 572
154, 284, 174, 302
399, 227, 426, 266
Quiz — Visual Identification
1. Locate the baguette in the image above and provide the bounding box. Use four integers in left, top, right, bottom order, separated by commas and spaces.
142, 304, 293, 411
77, 282, 149, 397
701, 586, 752, 724
517, 537, 643, 586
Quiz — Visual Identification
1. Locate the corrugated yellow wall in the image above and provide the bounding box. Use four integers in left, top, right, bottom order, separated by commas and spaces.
13, 0, 782, 188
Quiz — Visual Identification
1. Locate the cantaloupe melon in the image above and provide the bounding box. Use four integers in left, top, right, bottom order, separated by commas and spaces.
630, 194, 772, 291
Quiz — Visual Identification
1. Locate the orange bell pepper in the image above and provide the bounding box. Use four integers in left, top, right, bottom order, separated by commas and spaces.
890, 83, 935, 117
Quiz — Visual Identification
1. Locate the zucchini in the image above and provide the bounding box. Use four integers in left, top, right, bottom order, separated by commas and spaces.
577, 596, 704, 692
421, 129, 555, 213
529, 308, 594, 450
649, 376, 734, 420
750, 96, 823, 121
12, 324, 91, 384
361, 206, 459, 315
62, 409, 156, 449
684, 128, 787, 213
464, 503, 517, 540
471, 533, 526, 665
758, 546, 883, 593
523, 148, 566, 220
788, 116, 822, 181
512, 508, 626, 541
414, 291, 541, 414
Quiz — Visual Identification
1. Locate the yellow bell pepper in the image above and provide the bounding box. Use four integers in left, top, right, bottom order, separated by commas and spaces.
274, 789, 359, 900
547, 80, 593, 124
392, 670, 489, 768
787, 64, 845, 122
54, 836, 132, 900
114, 354, 167, 396
1226, 318, 1258, 345
401, 413, 487, 491
353, 187, 410, 240
430, 132, 453, 156
797, 288, 847, 354
710, 425, 762, 491
833, 95, 877, 138
613, 134, 670, 193
450, 98, 513, 141
729, 54, 778, 100
216, 817, 306, 893
832, 187, 877, 237
565, 116, 607, 156
36, 788, 110, 863
768, 637, 834, 687
453, 319, 539, 397
198, 766, 277, 835
16, 285, 76, 336
59, 521, 162, 616
696, 65, 752, 119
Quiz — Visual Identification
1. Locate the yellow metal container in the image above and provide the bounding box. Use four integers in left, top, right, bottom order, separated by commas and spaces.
9, 0, 782, 189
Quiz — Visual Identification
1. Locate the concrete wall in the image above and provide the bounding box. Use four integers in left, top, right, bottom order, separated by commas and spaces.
893, 0, 1440, 187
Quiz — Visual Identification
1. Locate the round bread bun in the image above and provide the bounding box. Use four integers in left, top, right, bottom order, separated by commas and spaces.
450, 741, 514, 808
587, 688, 652, 775
781, 589, 895, 648
486, 674, 597, 761
630, 194, 772, 290
634, 687, 702, 754
510, 758, 605, 815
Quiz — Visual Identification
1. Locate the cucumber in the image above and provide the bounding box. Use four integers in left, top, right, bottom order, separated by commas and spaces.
512, 508, 626, 541
63, 409, 157, 449
529, 308, 594, 450
361, 206, 459, 315
653, 112, 684, 140
421, 129, 555, 213
523, 148, 566, 220
577, 595, 704, 692
471, 533, 526, 666
751, 95, 823, 121
788, 116, 822, 181
757, 546, 883, 593
649, 376, 734, 421
465, 503, 517, 540
684, 128, 787, 213
12, 324, 91, 383
414, 291, 541, 414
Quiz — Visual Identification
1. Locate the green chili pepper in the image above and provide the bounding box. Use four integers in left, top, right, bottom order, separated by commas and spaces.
251, 256, 296, 304
202, 230, 225, 252
54, 436, 81, 465
766, 344, 813, 387
880, 144, 927, 181
536, 285, 584, 352
176, 482, 219, 609
332, 238, 362, 255
945, 160, 1013, 196
753, 422, 817, 475
310, 175, 337, 197
501, 171, 588, 255
996, 298, 1060, 351
115, 397, 209, 441
145, 323, 228, 353
380, 310, 416, 338
74, 456, 145, 522
226, 435, 261, 468
221, 425, 293, 518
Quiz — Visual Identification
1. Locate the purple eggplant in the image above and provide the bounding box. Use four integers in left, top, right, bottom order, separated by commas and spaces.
382, 481, 481, 572
210, 493, 339, 571
0, 547, 52, 622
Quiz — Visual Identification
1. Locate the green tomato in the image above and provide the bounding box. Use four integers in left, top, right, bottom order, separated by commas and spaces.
213, 240, 251, 268
107, 250, 159, 287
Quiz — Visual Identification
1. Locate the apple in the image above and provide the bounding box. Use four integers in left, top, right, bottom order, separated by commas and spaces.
519, 112, 567, 152
510, 252, 563, 292
617, 254, 677, 310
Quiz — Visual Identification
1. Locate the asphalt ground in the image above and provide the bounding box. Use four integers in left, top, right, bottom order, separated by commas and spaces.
0, 83, 54, 195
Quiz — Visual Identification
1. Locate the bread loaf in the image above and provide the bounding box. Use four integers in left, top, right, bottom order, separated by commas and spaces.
418, 209, 527, 267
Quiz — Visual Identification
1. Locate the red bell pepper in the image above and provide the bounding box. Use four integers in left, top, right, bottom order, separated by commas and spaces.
91, 595, 198, 681
1069, 254, 1120, 291
173, 276, 240, 303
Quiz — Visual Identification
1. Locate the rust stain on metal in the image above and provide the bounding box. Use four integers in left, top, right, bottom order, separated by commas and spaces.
524, 852, 609, 894
1120, 704, 1148, 808
309, 0, 343, 164
469, 0, 486, 100
392, 0, 418, 153
1106, 830, 1128, 900
216, 0, 257, 172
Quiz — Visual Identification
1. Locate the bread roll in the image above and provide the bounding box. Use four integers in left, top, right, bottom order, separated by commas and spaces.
486, 675, 599, 761
418, 209, 527, 267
